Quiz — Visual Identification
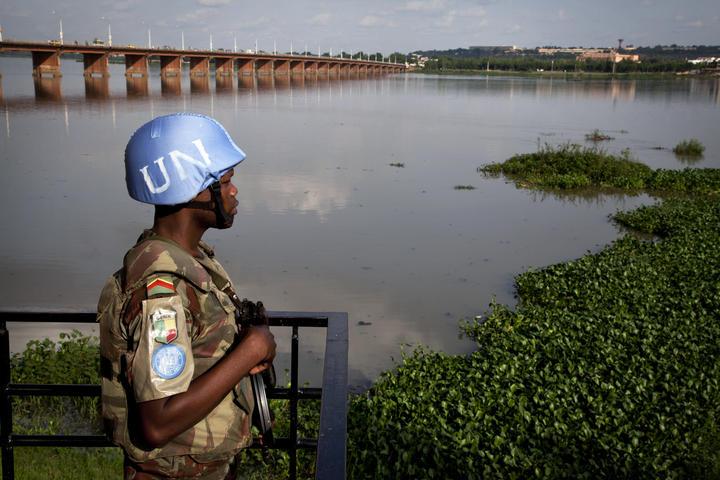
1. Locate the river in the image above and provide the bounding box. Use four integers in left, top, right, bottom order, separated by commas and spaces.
1, 56, 718, 387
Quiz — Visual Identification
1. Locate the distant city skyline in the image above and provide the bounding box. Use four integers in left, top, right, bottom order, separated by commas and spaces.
1, 0, 718, 54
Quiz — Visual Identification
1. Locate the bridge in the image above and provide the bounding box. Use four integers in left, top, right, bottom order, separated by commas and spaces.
0, 41, 406, 79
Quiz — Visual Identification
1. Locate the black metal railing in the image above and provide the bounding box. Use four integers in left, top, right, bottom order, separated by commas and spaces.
0, 310, 348, 480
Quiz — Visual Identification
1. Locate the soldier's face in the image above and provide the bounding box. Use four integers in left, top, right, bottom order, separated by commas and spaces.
220, 169, 239, 217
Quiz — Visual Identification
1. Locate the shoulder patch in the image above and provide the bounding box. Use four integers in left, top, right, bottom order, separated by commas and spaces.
151, 344, 186, 379
147, 277, 176, 297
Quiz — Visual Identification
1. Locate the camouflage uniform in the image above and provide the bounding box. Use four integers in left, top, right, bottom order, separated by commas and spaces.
98, 230, 254, 479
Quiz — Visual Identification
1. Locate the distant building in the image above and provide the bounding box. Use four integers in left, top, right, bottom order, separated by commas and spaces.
688, 57, 719, 65
577, 51, 640, 63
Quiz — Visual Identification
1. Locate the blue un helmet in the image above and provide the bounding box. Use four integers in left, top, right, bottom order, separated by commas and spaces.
125, 113, 246, 205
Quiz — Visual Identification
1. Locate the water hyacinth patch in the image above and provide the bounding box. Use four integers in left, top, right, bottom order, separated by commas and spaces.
673, 139, 705, 157
348, 196, 720, 479
479, 143, 720, 194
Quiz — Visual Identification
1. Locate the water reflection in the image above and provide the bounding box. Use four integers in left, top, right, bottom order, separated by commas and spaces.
33, 76, 62, 101
161, 76, 181, 96
215, 75, 233, 92
190, 76, 209, 94
126, 76, 149, 97
256, 75, 274, 91
238, 76, 255, 90
84, 76, 110, 99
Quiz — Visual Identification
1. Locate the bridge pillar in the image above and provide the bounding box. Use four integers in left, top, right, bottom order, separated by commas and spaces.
255, 59, 273, 76
160, 56, 182, 77
274, 59, 291, 75
31, 51, 62, 78
189, 57, 209, 77
318, 62, 329, 75
83, 53, 109, 77
305, 61, 318, 74
339, 64, 349, 77
33, 76, 62, 100
84, 76, 110, 98
349, 64, 359, 76
329, 63, 340, 76
360, 65, 368, 76
290, 60, 305, 75
126, 76, 149, 96
215, 57, 233, 76
190, 76, 209, 93
237, 59, 254, 76
125, 54, 148, 77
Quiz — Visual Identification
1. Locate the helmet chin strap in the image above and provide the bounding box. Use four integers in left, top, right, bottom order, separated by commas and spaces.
184, 181, 233, 228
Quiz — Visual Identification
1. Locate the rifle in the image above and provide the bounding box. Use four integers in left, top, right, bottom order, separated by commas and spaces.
225, 288, 276, 448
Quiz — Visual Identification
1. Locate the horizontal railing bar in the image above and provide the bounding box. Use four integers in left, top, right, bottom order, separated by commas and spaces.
7, 384, 101, 397
7, 385, 323, 399
11, 435, 114, 447
9, 434, 320, 450
0, 311, 96, 323
268, 387, 322, 400
0, 310, 342, 328
249, 438, 318, 450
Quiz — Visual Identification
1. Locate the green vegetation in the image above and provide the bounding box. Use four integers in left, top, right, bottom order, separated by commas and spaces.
479, 143, 720, 194
454, 185, 476, 190
673, 139, 705, 157
235, 396, 320, 479
585, 129, 614, 142
389, 162, 405, 168
11, 330, 102, 435
8, 333, 320, 479
348, 182, 720, 477
0, 447, 123, 479
422, 56, 699, 74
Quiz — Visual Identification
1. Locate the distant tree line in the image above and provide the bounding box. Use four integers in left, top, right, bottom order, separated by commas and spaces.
422, 56, 710, 73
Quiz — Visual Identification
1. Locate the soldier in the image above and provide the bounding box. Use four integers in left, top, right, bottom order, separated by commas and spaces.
97, 113, 276, 479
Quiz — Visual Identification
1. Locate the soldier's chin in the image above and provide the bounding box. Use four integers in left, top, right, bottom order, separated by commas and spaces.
217, 216, 235, 229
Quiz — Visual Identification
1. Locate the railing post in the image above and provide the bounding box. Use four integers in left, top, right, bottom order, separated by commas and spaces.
290, 324, 299, 480
1, 318, 15, 480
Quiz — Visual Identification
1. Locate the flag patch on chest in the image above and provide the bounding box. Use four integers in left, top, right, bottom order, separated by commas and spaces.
147, 277, 175, 297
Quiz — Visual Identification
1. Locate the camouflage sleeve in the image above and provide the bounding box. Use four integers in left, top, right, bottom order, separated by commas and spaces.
130, 275, 196, 402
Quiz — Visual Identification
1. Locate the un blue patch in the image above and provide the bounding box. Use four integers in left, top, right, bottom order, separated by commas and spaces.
151, 344, 186, 380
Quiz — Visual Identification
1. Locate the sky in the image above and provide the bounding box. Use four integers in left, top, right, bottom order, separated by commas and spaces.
1, 0, 718, 54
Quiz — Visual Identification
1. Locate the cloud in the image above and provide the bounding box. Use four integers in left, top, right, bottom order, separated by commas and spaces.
359, 15, 396, 27
464, 6, 487, 17
557, 9, 567, 20
435, 10, 456, 28
309, 13, 332, 26
196, 0, 231, 6
112, 0, 142, 12
176, 8, 214, 24
397, 0, 446, 12
685, 20, 704, 28
506, 24, 522, 34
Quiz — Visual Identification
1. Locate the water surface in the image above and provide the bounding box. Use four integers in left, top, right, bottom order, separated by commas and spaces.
1, 56, 718, 386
